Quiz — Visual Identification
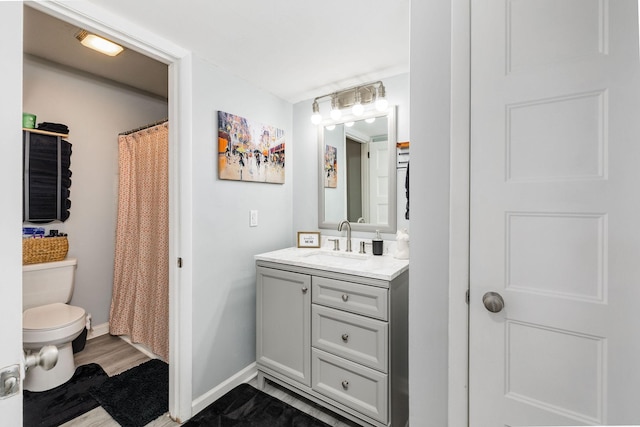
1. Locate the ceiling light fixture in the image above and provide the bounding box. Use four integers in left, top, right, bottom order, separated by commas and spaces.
75, 30, 124, 57
310, 81, 388, 124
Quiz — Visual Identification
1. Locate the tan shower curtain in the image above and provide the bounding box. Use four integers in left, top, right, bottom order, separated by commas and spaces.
110, 122, 169, 361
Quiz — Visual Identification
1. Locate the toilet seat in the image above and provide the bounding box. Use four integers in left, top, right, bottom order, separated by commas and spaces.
23, 302, 86, 349
23, 302, 85, 331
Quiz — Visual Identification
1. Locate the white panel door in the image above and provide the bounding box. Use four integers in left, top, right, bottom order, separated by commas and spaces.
0, 2, 25, 425
470, 0, 640, 425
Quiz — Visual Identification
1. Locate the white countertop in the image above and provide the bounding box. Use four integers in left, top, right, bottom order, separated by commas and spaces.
254, 246, 409, 281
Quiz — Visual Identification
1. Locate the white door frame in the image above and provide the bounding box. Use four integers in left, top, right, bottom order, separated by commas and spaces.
26, 1, 194, 422
449, 0, 472, 426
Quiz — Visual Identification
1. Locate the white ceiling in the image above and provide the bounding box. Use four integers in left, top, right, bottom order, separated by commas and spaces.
23, 1, 410, 104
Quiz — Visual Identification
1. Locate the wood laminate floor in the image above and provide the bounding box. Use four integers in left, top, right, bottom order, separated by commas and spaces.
60, 334, 359, 426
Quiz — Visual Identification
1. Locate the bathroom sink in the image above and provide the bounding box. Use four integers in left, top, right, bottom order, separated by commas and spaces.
300, 250, 370, 266
255, 246, 409, 281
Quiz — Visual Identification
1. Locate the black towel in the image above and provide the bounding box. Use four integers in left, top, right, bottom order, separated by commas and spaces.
37, 122, 69, 134
24, 132, 72, 223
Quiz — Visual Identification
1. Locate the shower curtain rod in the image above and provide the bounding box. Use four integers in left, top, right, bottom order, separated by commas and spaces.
119, 118, 168, 136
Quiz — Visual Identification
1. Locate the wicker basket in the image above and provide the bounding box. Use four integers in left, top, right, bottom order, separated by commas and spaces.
22, 236, 69, 265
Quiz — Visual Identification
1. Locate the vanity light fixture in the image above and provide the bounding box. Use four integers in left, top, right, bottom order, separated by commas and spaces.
311, 101, 322, 125
352, 89, 364, 116
375, 84, 388, 112
330, 95, 342, 121
310, 81, 388, 124
75, 30, 124, 57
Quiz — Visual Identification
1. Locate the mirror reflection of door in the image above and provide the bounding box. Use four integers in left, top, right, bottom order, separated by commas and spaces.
346, 137, 363, 222
346, 135, 389, 224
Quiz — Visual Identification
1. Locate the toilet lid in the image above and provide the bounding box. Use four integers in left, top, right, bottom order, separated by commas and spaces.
23, 303, 85, 331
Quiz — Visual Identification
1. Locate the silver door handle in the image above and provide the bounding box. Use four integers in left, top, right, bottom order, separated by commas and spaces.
482, 292, 504, 313
24, 345, 58, 371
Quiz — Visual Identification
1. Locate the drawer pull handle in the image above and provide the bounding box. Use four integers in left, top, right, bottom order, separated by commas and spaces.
302, 287, 308, 294
341, 294, 349, 302
341, 380, 349, 390
341, 333, 349, 342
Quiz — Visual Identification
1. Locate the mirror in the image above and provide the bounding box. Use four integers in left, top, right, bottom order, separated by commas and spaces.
318, 107, 397, 233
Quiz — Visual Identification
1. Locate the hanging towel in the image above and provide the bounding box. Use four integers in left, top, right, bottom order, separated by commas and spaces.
405, 162, 409, 220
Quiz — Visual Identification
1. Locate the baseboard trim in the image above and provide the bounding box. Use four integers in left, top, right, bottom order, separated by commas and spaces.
117, 334, 159, 360
191, 362, 258, 416
87, 322, 109, 340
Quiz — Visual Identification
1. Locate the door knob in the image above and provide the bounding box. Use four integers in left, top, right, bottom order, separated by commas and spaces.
482, 291, 504, 313
24, 345, 58, 372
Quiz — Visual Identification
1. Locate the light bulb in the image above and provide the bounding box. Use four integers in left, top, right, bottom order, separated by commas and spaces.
375, 98, 388, 112
375, 84, 388, 112
311, 100, 322, 124
330, 108, 342, 120
365, 117, 376, 124
352, 102, 364, 116
311, 113, 322, 125
325, 124, 336, 131
345, 121, 355, 127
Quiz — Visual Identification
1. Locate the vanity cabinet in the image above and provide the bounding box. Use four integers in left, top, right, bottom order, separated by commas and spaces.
256, 267, 311, 386
256, 261, 408, 427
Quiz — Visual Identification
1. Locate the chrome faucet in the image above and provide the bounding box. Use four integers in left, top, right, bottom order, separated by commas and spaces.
338, 220, 352, 252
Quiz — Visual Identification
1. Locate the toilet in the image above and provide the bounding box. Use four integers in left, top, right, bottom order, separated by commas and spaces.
22, 258, 87, 391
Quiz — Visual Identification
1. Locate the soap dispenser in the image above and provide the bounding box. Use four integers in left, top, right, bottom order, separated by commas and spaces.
372, 230, 383, 256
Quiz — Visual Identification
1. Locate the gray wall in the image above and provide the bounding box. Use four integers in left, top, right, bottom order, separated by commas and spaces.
22, 56, 168, 325
189, 55, 293, 397
409, 0, 452, 425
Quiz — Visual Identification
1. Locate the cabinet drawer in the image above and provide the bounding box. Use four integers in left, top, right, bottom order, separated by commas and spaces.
312, 305, 388, 372
312, 348, 388, 424
312, 277, 388, 320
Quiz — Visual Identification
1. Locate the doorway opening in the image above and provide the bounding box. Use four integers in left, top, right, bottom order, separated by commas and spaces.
22, 2, 192, 422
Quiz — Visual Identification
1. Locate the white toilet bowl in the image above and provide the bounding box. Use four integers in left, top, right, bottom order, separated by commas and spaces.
23, 302, 86, 391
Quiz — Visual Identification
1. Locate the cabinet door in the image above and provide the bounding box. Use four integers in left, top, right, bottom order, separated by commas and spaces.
256, 266, 311, 386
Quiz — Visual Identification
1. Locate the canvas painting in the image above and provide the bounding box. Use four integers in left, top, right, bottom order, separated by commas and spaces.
218, 111, 285, 183
324, 144, 337, 188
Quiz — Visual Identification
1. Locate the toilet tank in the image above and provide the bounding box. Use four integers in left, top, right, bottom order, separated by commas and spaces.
23, 258, 77, 310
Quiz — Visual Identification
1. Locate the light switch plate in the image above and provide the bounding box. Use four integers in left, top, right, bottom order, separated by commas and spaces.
250, 210, 258, 227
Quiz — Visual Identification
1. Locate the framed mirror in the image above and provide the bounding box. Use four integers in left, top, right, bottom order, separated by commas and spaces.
318, 106, 397, 233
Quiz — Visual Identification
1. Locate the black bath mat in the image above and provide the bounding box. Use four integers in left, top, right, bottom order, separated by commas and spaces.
23, 363, 108, 427
183, 383, 331, 427
89, 358, 168, 427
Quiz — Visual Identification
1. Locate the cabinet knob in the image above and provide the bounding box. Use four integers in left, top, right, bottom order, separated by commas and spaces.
341, 333, 349, 343
341, 294, 349, 302
302, 287, 308, 294
341, 380, 349, 390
